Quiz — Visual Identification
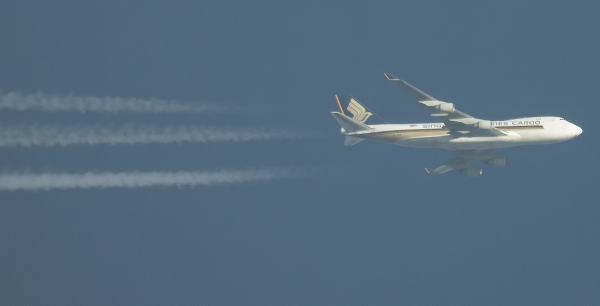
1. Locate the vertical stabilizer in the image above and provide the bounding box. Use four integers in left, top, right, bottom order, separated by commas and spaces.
331, 112, 372, 133
347, 98, 373, 122
335, 95, 373, 123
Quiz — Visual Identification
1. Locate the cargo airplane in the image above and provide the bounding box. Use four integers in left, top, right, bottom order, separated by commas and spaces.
331, 73, 582, 176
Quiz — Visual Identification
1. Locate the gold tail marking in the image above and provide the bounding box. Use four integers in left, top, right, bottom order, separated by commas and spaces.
335, 95, 345, 115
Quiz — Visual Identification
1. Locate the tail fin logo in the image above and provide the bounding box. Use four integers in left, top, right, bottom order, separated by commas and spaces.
347, 98, 372, 123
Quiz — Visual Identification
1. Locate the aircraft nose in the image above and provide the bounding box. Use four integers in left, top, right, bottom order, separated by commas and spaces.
572, 124, 582, 137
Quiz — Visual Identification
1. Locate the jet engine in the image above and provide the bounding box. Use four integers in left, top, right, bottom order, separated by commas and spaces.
461, 167, 482, 177
486, 157, 508, 167
475, 120, 492, 130
436, 102, 454, 113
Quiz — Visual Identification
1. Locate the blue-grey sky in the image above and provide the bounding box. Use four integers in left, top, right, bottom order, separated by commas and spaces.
1, 1, 599, 305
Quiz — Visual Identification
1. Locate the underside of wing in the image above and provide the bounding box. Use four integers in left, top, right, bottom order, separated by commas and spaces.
426, 149, 508, 177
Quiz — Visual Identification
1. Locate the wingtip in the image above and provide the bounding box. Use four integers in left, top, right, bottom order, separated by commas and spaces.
384, 72, 399, 80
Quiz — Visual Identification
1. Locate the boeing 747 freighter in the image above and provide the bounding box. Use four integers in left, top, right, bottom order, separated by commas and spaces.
331, 73, 582, 176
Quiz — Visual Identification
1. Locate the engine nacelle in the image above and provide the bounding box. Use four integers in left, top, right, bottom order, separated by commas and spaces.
461, 167, 482, 177
436, 103, 454, 113
486, 157, 508, 167
475, 120, 492, 130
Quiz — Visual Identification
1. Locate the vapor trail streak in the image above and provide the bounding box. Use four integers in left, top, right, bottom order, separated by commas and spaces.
0, 168, 311, 191
0, 91, 228, 113
0, 125, 313, 147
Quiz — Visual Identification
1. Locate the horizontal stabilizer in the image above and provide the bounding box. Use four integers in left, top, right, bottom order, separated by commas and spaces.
331, 112, 372, 133
344, 136, 364, 146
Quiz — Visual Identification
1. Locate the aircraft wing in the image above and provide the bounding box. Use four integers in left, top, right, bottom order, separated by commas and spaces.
427, 153, 477, 175
384, 73, 507, 137
426, 149, 507, 177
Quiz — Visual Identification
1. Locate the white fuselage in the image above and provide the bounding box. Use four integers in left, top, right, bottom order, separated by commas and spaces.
344, 116, 582, 150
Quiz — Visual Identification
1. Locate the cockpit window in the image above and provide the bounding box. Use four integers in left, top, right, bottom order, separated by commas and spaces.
560, 118, 564, 120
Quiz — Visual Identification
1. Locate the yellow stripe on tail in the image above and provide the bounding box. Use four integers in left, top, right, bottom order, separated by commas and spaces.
335, 95, 345, 115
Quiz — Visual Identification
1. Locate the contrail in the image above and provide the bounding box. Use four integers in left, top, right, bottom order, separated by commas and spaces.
0, 168, 313, 191
0, 91, 231, 113
0, 124, 314, 147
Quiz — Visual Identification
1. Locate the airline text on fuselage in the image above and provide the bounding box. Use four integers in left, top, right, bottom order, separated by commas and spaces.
421, 120, 542, 129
